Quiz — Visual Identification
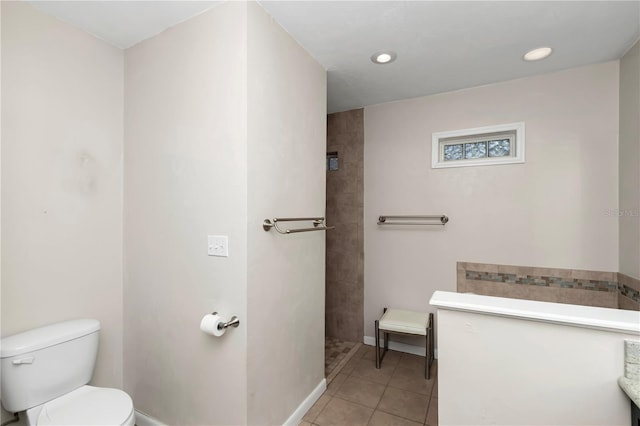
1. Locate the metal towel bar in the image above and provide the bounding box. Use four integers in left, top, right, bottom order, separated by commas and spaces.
377, 215, 449, 226
263, 217, 334, 234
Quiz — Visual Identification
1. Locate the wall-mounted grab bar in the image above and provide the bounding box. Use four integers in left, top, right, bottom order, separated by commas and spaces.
377, 215, 449, 226
263, 217, 335, 234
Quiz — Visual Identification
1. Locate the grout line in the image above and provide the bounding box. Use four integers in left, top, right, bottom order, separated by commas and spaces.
327, 341, 361, 383
305, 393, 333, 424
332, 395, 374, 409
381, 351, 437, 425
322, 347, 440, 426
371, 382, 387, 418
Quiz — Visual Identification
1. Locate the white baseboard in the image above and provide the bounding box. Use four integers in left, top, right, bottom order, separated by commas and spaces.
363, 336, 438, 359
135, 410, 168, 426
283, 378, 327, 426
135, 378, 326, 426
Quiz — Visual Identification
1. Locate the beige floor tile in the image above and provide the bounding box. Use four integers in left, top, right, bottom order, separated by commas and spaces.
425, 397, 438, 426
341, 356, 361, 375
368, 410, 423, 426
388, 366, 434, 396
356, 344, 376, 359
315, 397, 374, 426
335, 375, 386, 408
326, 373, 349, 396
303, 394, 332, 423
377, 387, 429, 424
377, 349, 402, 366
299, 422, 313, 426
351, 358, 395, 385
398, 353, 426, 372
362, 346, 378, 361
328, 342, 362, 382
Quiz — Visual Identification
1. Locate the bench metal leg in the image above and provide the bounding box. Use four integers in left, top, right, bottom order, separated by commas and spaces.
425, 313, 434, 380
425, 331, 429, 380
375, 319, 380, 369
376, 308, 389, 370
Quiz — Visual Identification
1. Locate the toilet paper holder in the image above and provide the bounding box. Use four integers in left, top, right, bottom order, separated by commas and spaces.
211, 312, 240, 330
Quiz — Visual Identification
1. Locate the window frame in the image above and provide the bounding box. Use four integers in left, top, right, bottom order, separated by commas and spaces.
431, 122, 525, 169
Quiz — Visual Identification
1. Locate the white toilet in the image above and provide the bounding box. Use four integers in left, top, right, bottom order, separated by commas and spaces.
0, 319, 135, 426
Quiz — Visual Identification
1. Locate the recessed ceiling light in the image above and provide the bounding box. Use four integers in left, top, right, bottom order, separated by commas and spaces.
371, 51, 397, 64
523, 47, 553, 61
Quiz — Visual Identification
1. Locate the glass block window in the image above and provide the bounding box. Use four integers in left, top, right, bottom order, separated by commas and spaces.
443, 144, 463, 161
464, 142, 487, 159
488, 139, 510, 157
432, 122, 525, 169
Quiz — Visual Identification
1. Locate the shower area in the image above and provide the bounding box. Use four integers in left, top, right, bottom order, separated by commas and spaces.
324, 109, 365, 377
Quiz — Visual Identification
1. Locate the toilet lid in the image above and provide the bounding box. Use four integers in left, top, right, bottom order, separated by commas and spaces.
38, 385, 133, 426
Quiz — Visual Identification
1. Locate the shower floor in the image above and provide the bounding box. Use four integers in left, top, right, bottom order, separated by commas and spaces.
325, 338, 359, 378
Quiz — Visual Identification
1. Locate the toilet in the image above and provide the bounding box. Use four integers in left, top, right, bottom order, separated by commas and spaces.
0, 319, 134, 426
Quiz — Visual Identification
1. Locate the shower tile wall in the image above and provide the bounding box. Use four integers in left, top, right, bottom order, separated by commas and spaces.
326, 109, 364, 342
619, 273, 640, 310
457, 261, 640, 310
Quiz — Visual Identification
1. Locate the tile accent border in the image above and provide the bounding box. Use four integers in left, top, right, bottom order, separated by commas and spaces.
457, 262, 640, 310
621, 284, 640, 302
619, 273, 640, 311
465, 270, 617, 293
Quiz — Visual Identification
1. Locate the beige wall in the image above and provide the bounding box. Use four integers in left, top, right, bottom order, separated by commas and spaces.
0, 4, 326, 423
1, 0, 123, 397
123, 2, 248, 424
364, 62, 620, 339
246, 3, 327, 424
124, 2, 326, 424
619, 41, 640, 280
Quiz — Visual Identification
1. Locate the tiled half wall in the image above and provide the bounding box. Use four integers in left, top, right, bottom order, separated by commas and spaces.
457, 262, 640, 310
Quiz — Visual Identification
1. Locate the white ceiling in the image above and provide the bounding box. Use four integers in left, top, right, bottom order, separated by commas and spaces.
259, 1, 640, 112
26, 1, 640, 113
28, 1, 220, 49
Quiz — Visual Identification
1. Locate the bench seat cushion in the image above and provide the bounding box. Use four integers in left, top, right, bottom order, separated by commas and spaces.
379, 309, 428, 336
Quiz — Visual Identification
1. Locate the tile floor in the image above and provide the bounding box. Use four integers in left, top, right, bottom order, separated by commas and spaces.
306, 345, 437, 426
325, 338, 358, 377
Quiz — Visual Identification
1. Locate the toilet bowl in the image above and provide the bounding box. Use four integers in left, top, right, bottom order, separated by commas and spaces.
26, 386, 135, 426
0, 319, 135, 426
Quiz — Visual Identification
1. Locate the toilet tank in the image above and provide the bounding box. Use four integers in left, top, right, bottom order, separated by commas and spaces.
0, 319, 100, 413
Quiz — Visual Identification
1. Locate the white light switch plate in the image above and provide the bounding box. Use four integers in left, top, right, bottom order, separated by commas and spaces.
208, 235, 229, 257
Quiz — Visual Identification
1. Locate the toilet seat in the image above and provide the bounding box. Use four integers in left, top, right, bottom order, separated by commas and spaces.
35, 385, 134, 426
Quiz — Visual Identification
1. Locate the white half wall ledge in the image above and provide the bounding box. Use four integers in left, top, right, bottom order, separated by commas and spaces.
363, 336, 439, 359
135, 410, 168, 426
429, 291, 640, 335
283, 378, 326, 426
